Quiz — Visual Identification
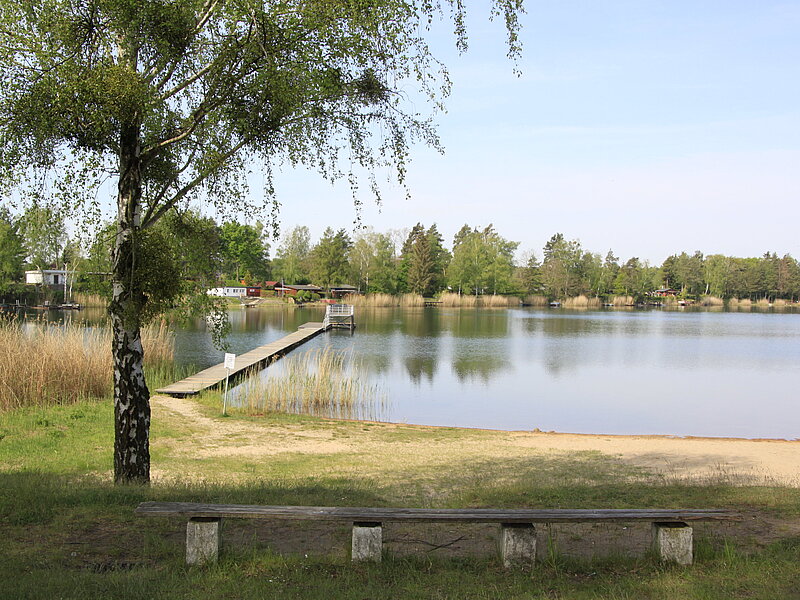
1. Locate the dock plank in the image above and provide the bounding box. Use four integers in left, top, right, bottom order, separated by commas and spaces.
156, 323, 326, 397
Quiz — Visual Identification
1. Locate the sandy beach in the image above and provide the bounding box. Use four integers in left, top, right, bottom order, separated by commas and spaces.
153, 394, 800, 486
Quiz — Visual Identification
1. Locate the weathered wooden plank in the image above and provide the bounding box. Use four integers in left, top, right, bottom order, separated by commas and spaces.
155, 324, 325, 396
136, 502, 739, 523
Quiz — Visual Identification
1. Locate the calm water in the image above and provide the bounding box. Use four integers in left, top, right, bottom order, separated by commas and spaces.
173, 306, 800, 439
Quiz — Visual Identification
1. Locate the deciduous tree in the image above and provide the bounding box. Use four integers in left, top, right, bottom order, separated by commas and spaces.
0, 0, 522, 483
0, 209, 25, 288
274, 225, 311, 285
310, 227, 352, 289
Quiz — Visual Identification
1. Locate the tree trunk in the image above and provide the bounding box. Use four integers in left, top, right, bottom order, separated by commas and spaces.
111, 119, 150, 484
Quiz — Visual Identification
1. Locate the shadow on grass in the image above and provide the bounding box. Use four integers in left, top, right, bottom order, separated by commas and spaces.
2, 471, 799, 600
0, 471, 390, 526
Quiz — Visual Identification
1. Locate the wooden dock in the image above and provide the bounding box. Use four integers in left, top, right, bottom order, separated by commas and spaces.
155, 324, 325, 397
156, 304, 355, 397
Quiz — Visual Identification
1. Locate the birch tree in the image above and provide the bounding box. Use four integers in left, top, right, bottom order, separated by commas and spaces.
0, 0, 522, 483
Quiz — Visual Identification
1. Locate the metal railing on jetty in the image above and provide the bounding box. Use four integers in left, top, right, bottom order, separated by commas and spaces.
323, 303, 355, 331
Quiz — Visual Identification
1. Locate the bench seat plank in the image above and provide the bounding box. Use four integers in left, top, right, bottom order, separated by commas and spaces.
135, 502, 737, 523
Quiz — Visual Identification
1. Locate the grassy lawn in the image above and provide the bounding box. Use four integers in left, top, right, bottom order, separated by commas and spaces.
1, 395, 799, 599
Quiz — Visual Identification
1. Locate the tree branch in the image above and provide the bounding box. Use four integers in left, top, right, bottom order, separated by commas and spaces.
140, 137, 250, 230
158, 60, 215, 101
196, 0, 221, 33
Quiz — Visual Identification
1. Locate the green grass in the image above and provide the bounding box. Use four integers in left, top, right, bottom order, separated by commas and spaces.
1, 397, 799, 599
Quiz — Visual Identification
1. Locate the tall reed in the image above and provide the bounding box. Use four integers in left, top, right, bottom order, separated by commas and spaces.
0, 319, 174, 411
398, 293, 424, 307
438, 292, 463, 307
453, 294, 477, 308
562, 295, 601, 309
524, 295, 548, 307
755, 298, 771, 309
72, 292, 109, 307
342, 293, 397, 307
700, 295, 724, 307
236, 348, 387, 420
612, 295, 635, 307
480, 295, 520, 308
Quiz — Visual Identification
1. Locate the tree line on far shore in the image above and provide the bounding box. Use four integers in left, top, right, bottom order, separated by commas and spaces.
2, 207, 799, 303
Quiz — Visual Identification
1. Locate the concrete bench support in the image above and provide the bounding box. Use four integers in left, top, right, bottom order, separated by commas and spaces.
352, 521, 382, 562
652, 522, 693, 565
186, 517, 222, 566
500, 523, 537, 569
137, 502, 736, 567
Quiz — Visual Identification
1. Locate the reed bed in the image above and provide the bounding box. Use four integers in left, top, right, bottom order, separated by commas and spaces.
398, 293, 425, 307
236, 348, 387, 421
728, 298, 752, 310
700, 295, 724, 307
523, 294, 548, 307
72, 292, 109, 307
480, 294, 520, 308
562, 295, 601, 309
0, 319, 174, 411
438, 292, 463, 307
773, 298, 788, 309
342, 293, 397, 307
755, 298, 771, 309
457, 294, 478, 308
612, 295, 635, 307
437, 292, 519, 308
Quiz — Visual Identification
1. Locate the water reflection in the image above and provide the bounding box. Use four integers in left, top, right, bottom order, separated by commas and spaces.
441, 309, 510, 338
13, 305, 800, 437
451, 351, 511, 383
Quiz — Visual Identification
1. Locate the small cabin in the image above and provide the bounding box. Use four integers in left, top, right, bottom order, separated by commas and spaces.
25, 269, 68, 288
246, 286, 262, 297
276, 284, 324, 297
652, 288, 679, 298
207, 287, 247, 298
329, 284, 360, 299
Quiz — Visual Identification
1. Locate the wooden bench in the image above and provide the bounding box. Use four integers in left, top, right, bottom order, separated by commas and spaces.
135, 502, 739, 568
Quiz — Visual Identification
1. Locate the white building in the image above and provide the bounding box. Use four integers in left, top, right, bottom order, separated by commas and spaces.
207, 286, 247, 298
25, 269, 69, 287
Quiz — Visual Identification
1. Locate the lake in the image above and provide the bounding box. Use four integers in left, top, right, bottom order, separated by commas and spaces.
169, 306, 799, 440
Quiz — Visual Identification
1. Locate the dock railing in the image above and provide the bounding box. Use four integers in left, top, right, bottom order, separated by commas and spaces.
323, 303, 355, 330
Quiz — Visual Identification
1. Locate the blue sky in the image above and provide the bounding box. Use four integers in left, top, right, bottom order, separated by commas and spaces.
244, 1, 800, 263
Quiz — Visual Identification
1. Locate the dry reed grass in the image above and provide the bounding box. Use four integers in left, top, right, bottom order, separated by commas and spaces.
700, 295, 724, 307
728, 298, 751, 310
438, 292, 519, 308
0, 319, 174, 411
562, 295, 601, 309
342, 293, 397, 307
755, 298, 771, 309
480, 295, 520, 308
398, 293, 424, 307
438, 292, 463, 307
524, 295, 548, 307
458, 295, 477, 308
237, 348, 387, 420
773, 299, 788, 309
72, 292, 108, 307
612, 295, 635, 307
